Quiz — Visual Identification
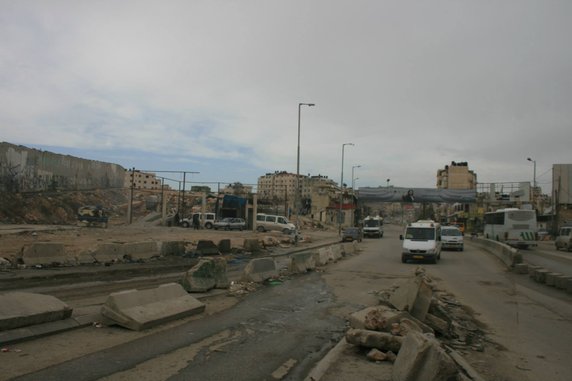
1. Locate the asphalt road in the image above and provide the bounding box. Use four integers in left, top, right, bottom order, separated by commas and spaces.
320, 225, 572, 381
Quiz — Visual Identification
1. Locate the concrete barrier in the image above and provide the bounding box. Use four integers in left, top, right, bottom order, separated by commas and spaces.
241, 258, 278, 283
195, 240, 220, 256
545, 273, 562, 287
289, 252, 316, 273
392, 331, 458, 381
389, 276, 432, 320
123, 241, 160, 260
470, 238, 522, 268
0, 292, 72, 331
21, 243, 69, 266
243, 239, 262, 253
314, 246, 338, 266
160, 241, 187, 256
101, 283, 205, 331
88, 242, 124, 263
218, 239, 232, 253
180, 257, 229, 292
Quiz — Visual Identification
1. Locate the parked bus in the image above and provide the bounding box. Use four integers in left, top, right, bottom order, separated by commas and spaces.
483, 208, 537, 249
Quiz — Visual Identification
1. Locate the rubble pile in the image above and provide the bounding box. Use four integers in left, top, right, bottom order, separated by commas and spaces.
345, 267, 486, 381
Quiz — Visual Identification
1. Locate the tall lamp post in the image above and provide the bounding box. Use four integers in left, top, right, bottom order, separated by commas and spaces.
295, 102, 315, 231
339, 143, 354, 234
527, 157, 537, 209
352, 165, 361, 228
352, 165, 361, 191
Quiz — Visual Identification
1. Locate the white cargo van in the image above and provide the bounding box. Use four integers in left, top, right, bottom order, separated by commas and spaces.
400, 220, 442, 263
441, 226, 464, 251
255, 213, 296, 234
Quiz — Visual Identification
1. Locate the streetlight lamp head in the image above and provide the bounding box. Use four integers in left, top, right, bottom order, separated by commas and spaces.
527, 157, 532, 162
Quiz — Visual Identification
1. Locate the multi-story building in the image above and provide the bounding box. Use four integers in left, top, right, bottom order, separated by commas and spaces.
436, 161, 477, 190
257, 171, 339, 218
436, 161, 477, 230
125, 170, 162, 190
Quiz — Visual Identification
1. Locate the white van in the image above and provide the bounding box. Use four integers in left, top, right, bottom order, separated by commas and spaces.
400, 220, 442, 263
441, 226, 464, 251
256, 213, 296, 234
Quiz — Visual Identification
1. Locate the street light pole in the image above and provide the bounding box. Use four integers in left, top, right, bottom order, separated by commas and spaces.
527, 157, 537, 209
527, 157, 537, 189
295, 102, 315, 232
352, 165, 361, 191
339, 143, 354, 234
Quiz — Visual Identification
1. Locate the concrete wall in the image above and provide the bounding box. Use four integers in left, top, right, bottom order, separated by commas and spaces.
0, 142, 126, 192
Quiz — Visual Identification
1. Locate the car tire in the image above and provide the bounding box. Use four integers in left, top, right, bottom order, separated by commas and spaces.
257, 226, 265, 232
205, 222, 213, 229
282, 228, 291, 234
401, 256, 407, 263
182, 221, 190, 228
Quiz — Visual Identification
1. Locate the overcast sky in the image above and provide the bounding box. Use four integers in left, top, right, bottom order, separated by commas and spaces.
1, 0, 570, 192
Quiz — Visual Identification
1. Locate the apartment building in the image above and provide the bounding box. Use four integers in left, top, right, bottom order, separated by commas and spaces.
125, 170, 162, 190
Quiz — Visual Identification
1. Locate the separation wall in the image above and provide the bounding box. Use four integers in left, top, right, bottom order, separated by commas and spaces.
0, 142, 126, 192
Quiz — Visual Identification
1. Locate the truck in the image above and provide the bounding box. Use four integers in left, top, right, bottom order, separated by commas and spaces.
77, 205, 108, 228
400, 220, 442, 264
362, 216, 384, 238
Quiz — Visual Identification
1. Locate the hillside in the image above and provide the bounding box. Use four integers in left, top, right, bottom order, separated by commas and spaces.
0, 189, 132, 225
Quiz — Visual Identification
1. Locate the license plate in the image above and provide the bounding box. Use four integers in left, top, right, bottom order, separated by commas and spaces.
413, 255, 424, 259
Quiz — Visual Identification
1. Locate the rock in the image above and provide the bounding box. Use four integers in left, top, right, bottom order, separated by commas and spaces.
345, 328, 404, 353
397, 318, 424, 336
366, 348, 387, 362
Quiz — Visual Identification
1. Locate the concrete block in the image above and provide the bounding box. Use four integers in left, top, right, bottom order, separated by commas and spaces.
160, 241, 187, 256
21, 243, 69, 265
101, 283, 205, 331
533, 269, 549, 283
314, 246, 338, 266
289, 252, 316, 273
181, 257, 229, 292
513, 263, 528, 274
393, 331, 458, 381
0, 292, 73, 331
555, 275, 572, 290
218, 239, 232, 253
528, 265, 542, 278
330, 245, 343, 261
241, 258, 278, 283
390, 276, 431, 318
243, 239, 262, 253
566, 278, 572, 294
424, 313, 449, 337
195, 240, 220, 256
410, 279, 433, 321
91, 243, 125, 263
345, 328, 403, 353
545, 273, 563, 287
123, 241, 160, 260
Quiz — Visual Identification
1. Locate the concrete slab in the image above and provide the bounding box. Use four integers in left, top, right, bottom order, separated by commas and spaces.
545, 273, 563, 287
181, 257, 229, 292
0, 292, 73, 331
241, 258, 278, 283
123, 241, 160, 260
21, 242, 69, 266
160, 241, 187, 256
393, 331, 458, 381
100, 283, 205, 331
289, 252, 316, 273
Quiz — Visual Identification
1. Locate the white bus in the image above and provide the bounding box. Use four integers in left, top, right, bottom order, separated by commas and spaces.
483, 208, 537, 249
